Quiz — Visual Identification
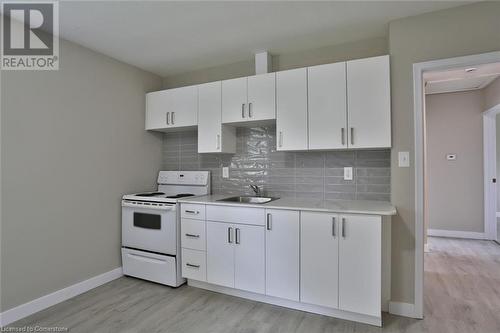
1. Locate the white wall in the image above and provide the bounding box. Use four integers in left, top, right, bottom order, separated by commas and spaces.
425, 90, 485, 233
1, 36, 163, 311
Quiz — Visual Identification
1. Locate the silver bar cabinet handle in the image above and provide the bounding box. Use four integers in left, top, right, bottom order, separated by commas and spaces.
341, 217, 346, 238
171, 112, 175, 125
279, 131, 283, 147
332, 217, 336, 237
166, 112, 170, 125
216, 134, 221, 150
266, 213, 272, 231
185, 233, 200, 238
241, 103, 245, 118
186, 263, 200, 268
248, 102, 253, 118
235, 228, 240, 244
228, 227, 233, 243
185, 210, 199, 214
341, 128, 345, 145
350, 127, 354, 145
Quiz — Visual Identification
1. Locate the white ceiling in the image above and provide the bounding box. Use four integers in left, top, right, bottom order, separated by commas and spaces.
424, 62, 500, 94
55, 1, 473, 77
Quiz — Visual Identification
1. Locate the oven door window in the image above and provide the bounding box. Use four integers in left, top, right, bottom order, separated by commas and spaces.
133, 212, 161, 230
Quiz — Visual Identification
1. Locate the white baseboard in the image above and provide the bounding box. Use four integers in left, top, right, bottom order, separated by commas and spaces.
389, 302, 419, 318
427, 229, 486, 240
0, 267, 123, 327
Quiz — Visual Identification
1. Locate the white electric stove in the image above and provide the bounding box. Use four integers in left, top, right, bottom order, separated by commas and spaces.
121, 171, 210, 287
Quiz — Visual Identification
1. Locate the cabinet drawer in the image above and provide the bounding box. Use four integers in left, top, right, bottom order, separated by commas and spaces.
181, 219, 206, 251
122, 248, 177, 286
182, 248, 207, 281
181, 204, 205, 220
206, 205, 265, 226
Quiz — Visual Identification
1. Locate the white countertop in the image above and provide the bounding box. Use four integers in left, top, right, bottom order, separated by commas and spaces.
179, 194, 397, 216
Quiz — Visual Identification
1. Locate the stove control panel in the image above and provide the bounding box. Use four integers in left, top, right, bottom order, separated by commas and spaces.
158, 171, 209, 186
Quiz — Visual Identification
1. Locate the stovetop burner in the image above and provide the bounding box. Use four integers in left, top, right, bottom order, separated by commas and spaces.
135, 192, 165, 197
166, 193, 195, 199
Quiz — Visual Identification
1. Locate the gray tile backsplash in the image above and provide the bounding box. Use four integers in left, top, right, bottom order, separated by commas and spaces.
162, 127, 391, 201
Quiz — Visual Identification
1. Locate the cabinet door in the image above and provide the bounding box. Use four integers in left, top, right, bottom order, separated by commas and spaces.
308, 63, 347, 150
206, 221, 234, 288
145, 90, 170, 130
300, 212, 339, 308
170, 85, 198, 127
222, 77, 247, 124
234, 224, 265, 294
265, 209, 300, 301
347, 55, 391, 149
339, 214, 381, 317
276, 68, 308, 151
198, 82, 222, 153
247, 73, 276, 121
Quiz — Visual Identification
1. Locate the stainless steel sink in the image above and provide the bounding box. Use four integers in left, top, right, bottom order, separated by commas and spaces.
217, 196, 279, 204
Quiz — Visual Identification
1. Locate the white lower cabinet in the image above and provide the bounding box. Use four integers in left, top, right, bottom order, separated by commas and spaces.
206, 220, 265, 293
338, 214, 381, 317
265, 209, 300, 301
300, 211, 339, 309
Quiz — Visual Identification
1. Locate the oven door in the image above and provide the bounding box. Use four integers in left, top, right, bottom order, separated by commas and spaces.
122, 201, 177, 255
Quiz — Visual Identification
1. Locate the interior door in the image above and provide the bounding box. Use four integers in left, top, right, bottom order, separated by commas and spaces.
222, 77, 248, 124
339, 214, 381, 317
234, 224, 265, 294
247, 72, 276, 121
347, 55, 391, 149
276, 68, 308, 151
206, 221, 234, 288
265, 209, 300, 301
145, 90, 170, 130
170, 85, 198, 127
308, 62, 347, 149
198, 81, 222, 153
301, 211, 339, 308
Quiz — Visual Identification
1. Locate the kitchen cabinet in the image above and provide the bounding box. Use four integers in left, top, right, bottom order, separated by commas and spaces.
197, 82, 236, 153
265, 209, 300, 301
276, 68, 308, 151
145, 85, 198, 131
206, 220, 265, 293
347, 55, 391, 149
339, 214, 381, 317
300, 211, 339, 308
308, 63, 347, 150
221, 73, 276, 124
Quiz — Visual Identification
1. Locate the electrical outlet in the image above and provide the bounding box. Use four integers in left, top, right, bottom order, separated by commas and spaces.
222, 167, 229, 179
398, 152, 410, 167
344, 167, 353, 181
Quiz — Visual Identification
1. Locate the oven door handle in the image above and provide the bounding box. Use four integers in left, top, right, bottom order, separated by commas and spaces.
122, 201, 175, 211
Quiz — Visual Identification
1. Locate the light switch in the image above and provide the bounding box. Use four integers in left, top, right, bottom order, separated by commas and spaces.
222, 167, 229, 179
344, 167, 353, 181
398, 152, 410, 167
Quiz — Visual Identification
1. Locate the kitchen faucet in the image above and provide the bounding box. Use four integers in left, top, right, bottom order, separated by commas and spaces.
250, 185, 261, 196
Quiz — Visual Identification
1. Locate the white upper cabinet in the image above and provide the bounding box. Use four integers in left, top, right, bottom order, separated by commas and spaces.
347, 55, 391, 149
146, 85, 197, 131
276, 68, 308, 151
247, 73, 276, 121
222, 73, 276, 124
339, 214, 381, 317
198, 82, 236, 154
308, 63, 347, 150
222, 77, 248, 124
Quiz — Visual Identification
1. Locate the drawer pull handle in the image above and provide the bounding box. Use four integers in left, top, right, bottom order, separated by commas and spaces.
186, 263, 200, 268
185, 210, 199, 214
185, 233, 200, 238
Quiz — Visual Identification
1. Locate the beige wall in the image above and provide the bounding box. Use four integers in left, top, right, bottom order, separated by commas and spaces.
0, 37, 163, 311
485, 77, 500, 111
425, 90, 484, 232
388, 1, 500, 303
163, 37, 388, 89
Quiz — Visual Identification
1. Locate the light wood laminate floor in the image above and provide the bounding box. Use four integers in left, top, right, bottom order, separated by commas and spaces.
10, 237, 500, 332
